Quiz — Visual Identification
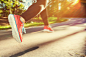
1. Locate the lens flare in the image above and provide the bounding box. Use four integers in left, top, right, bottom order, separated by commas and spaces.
72, 0, 80, 5
74, 0, 79, 3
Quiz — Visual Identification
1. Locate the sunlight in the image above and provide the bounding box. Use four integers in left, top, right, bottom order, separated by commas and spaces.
58, 3, 61, 10
72, 0, 80, 5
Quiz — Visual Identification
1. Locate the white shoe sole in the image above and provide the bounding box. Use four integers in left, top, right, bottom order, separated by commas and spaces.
8, 14, 21, 43
43, 29, 53, 33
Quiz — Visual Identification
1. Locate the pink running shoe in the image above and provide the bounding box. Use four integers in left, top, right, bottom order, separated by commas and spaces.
43, 26, 54, 32
8, 14, 26, 42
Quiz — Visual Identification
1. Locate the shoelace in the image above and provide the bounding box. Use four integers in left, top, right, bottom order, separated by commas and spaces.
22, 24, 26, 34
20, 17, 26, 34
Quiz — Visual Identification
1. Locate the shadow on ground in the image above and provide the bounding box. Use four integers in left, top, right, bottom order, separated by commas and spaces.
9, 30, 85, 57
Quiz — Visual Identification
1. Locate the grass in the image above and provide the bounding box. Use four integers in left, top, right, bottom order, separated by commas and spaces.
0, 25, 11, 30
0, 17, 68, 30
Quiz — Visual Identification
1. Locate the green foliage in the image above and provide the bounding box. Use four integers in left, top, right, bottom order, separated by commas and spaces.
0, 25, 11, 30
0, 0, 25, 17
0, 10, 3, 13
47, 0, 71, 17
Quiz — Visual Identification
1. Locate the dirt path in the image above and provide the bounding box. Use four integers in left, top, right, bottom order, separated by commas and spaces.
0, 23, 86, 57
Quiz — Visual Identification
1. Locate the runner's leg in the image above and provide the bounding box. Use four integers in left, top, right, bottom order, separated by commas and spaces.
40, 8, 54, 32
21, 0, 48, 21
40, 9, 49, 26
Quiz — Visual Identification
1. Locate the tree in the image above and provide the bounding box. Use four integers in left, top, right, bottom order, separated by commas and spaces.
0, 0, 25, 17
47, 0, 59, 17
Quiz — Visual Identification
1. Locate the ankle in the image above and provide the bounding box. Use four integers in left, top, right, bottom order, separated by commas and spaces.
44, 25, 51, 27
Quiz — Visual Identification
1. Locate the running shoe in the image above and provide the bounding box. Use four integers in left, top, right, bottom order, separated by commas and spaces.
43, 26, 54, 32
8, 14, 26, 42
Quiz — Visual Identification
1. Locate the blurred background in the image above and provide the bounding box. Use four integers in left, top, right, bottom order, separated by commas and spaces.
0, 0, 86, 17
0, 0, 86, 28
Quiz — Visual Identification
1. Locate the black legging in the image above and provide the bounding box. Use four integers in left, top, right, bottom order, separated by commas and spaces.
21, 0, 49, 26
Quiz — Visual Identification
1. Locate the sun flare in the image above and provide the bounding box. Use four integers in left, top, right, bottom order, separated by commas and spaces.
72, 0, 80, 5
